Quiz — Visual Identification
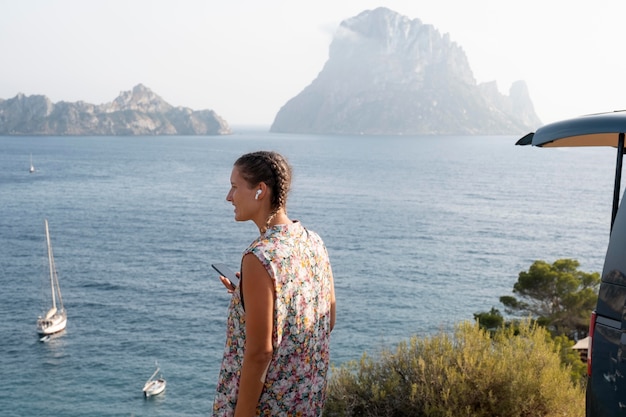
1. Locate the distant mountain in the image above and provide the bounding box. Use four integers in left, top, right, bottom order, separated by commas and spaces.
0, 84, 231, 135
271, 7, 541, 135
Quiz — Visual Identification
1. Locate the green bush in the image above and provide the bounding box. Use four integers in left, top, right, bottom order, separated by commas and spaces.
324, 320, 584, 417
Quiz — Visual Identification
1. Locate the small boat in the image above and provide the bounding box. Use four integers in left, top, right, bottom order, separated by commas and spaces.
29, 154, 35, 173
143, 365, 166, 398
36, 219, 67, 336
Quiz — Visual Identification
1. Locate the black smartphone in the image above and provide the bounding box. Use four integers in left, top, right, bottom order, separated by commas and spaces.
211, 263, 238, 284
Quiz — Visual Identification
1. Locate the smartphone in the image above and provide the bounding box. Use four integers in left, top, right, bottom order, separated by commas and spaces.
211, 263, 238, 284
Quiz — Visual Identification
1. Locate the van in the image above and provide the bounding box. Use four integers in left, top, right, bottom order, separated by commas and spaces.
517, 111, 626, 416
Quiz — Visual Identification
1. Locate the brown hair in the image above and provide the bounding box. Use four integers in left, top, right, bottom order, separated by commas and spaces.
234, 151, 292, 232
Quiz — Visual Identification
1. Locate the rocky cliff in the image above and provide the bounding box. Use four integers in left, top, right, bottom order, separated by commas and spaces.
271, 8, 541, 135
0, 84, 231, 135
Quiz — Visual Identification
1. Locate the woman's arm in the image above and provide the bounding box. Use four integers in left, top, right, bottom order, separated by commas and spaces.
329, 271, 336, 332
234, 253, 274, 417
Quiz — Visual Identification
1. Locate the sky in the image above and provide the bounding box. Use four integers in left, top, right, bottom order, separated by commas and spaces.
1, 0, 626, 127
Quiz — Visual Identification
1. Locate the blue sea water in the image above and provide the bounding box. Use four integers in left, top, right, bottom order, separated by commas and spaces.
0, 131, 622, 416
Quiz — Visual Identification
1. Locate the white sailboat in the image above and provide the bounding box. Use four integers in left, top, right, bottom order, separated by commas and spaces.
143, 364, 166, 398
36, 219, 67, 337
29, 154, 35, 173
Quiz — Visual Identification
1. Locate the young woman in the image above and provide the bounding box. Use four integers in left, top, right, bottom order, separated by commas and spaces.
213, 151, 336, 417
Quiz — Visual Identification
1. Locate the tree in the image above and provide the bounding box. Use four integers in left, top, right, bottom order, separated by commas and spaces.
500, 259, 600, 338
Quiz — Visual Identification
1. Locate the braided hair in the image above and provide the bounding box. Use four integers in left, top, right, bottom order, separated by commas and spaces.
234, 151, 292, 233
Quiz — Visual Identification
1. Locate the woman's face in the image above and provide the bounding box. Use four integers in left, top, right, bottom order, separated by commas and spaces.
226, 166, 257, 222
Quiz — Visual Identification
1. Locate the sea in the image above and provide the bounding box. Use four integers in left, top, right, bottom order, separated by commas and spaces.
0, 130, 622, 416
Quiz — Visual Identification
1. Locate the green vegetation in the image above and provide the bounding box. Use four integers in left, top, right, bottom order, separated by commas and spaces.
324, 321, 584, 417
324, 259, 598, 416
499, 259, 600, 338
473, 307, 504, 331
475, 259, 598, 384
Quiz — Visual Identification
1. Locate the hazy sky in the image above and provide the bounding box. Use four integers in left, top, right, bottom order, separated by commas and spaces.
1, 0, 625, 127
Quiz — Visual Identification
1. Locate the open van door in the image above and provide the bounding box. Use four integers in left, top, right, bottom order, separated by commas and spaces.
517, 111, 626, 416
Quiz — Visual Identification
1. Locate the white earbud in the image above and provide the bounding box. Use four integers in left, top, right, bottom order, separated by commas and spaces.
255, 189, 262, 200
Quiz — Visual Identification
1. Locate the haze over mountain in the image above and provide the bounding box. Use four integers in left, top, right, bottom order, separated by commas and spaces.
1, 9, 541, 137
0, 84, 231, 136
271, 7, 541, 135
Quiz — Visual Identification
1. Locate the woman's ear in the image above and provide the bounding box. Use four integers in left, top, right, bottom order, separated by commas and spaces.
256, 182, 268, 200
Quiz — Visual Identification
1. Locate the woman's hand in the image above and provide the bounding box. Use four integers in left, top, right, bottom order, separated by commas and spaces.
219, 272, 239, 293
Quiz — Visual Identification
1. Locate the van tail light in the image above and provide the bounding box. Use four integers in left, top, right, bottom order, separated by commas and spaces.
587, 310, 597, 377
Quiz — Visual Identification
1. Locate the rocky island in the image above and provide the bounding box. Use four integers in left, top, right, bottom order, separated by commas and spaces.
0, 84, 231, 136
271, 7, 541, 135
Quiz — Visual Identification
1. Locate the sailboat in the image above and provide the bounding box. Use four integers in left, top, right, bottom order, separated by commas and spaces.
29, 154, 35, 173
142, 363, 166, 398
36, 219, 67, 337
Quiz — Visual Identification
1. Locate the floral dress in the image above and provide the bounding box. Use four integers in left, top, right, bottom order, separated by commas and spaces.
212, 221, 334, 417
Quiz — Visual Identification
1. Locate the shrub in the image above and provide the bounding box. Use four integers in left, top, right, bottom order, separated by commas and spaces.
324, 320, 584, 417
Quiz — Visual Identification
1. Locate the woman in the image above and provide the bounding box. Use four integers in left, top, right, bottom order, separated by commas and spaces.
213, 151, 336, 417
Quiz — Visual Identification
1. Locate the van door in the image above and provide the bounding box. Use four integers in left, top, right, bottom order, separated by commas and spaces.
587, 197, 626, 416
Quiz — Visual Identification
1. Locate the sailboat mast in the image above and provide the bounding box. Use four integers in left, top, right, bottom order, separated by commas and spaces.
146, 367, 160, 384
45, 219, 57, 310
